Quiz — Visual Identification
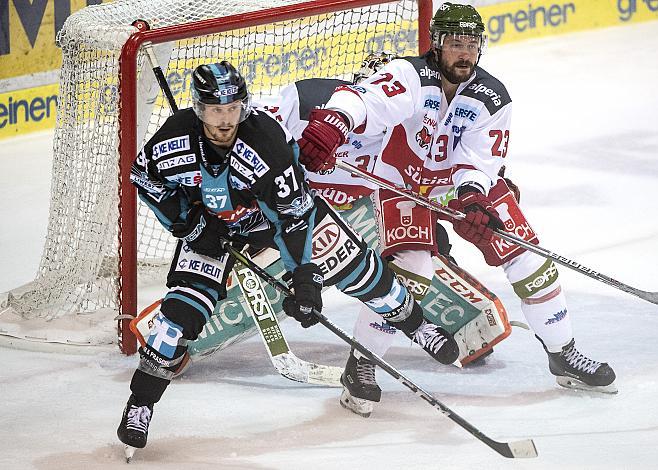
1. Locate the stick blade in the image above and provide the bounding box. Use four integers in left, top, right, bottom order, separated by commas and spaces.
271, 352, 343, 387
637, 290, 658, 305
496, 439, 538, 458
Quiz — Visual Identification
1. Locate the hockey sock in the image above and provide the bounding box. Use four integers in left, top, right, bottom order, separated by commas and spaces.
521, 287, 573, 353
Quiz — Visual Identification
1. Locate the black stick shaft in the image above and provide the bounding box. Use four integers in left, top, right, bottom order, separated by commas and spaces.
220, 240, 537, 459
335, 160, 658, 306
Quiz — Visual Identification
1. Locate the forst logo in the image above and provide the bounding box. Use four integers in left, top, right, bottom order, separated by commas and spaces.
312, 222, 341, 258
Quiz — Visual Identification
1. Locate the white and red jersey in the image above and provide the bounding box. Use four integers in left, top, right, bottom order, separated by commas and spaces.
324, 54, 512, 201
257, 78, 383, 209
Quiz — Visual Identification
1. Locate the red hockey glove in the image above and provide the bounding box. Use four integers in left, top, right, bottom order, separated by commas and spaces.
498, 166, 521, 203
447, 191, 504, 247
298, 109, 349, 173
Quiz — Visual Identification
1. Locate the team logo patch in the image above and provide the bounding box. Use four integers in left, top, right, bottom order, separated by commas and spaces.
234, 140, 270, 177
415, 126, 433, 149
152, 136, 190, 160
545, 309, 567, 325
311, 216, 359, 280
156, 153, 196, 170
165, 170, 202, 186
381, 197, 433, 247
485, 180, 539, 263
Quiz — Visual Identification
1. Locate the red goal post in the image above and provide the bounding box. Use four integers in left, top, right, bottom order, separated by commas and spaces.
118, 0, 432, 354
0, 0, 431, 354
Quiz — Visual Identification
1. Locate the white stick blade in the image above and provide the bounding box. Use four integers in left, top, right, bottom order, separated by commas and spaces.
507, 439, 538, 458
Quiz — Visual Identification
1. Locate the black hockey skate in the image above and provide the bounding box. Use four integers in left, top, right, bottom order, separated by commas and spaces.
340, 349, 381, 418
117, 394, 154, 462
539, 337, 617, 394
404, 320, 459, 365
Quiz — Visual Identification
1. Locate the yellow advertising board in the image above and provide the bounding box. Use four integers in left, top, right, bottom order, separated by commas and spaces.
0, 0, 656, 139
480, 0, 658, 45
0, 84, 59, 138
0, 1, 104, 80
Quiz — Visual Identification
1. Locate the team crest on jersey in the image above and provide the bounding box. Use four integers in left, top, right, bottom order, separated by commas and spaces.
276, 192, 314, 217
415, 126, 433, 149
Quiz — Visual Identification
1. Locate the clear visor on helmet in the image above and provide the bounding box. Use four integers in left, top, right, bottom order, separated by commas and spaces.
192, 94, 252, 126
436, 33, 488, 55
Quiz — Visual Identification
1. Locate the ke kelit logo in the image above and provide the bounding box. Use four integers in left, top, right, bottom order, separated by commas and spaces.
415, 126, 433, 149
152, 136, 190, 160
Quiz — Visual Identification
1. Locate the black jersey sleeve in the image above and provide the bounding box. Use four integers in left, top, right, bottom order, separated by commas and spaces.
245, 115, 316, 271
130, 110, 197, 231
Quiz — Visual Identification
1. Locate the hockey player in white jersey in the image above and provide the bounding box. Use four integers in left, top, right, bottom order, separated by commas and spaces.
298, 1, 616, 398
261, 52, 397, 210
263, 52, 509, 417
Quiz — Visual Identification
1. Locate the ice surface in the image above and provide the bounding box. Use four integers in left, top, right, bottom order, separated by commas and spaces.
1, 21, 657, 470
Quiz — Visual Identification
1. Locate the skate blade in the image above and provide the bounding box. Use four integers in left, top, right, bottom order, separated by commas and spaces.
340, 389, 373, 418
556, 376, 618, 394
124, 445, 136, 463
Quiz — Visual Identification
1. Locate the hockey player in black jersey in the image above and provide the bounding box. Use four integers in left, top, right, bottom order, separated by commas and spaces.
116, 61, 459, 454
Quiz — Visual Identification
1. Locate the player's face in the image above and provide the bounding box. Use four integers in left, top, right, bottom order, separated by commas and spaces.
439, 34, 480, 84
198, 101, 243, 147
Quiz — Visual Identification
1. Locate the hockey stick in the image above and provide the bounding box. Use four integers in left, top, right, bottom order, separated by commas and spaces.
232, 253, 343, 386
139, 35, 342, 386
336, 160, 658, 306
221, 239, 538, 459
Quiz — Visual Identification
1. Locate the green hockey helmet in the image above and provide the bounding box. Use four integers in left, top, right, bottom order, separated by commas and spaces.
430, 2, 487, 53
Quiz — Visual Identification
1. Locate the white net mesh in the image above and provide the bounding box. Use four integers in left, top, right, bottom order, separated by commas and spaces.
0, 0, 421, 347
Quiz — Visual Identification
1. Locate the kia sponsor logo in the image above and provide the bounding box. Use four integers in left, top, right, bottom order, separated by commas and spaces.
312, 222, 341, 258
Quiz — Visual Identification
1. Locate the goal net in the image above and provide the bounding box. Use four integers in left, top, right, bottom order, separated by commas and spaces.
0, 0, 430, 353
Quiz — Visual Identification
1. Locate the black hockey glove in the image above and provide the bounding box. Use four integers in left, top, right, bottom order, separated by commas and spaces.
282, 263, 324, 328
171, 204, 229, 258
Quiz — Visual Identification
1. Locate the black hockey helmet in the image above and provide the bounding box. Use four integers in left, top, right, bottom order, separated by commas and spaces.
191, 61, 252, 122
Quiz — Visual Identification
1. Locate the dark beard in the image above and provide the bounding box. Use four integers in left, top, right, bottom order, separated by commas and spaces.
439, 58, 475, 84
